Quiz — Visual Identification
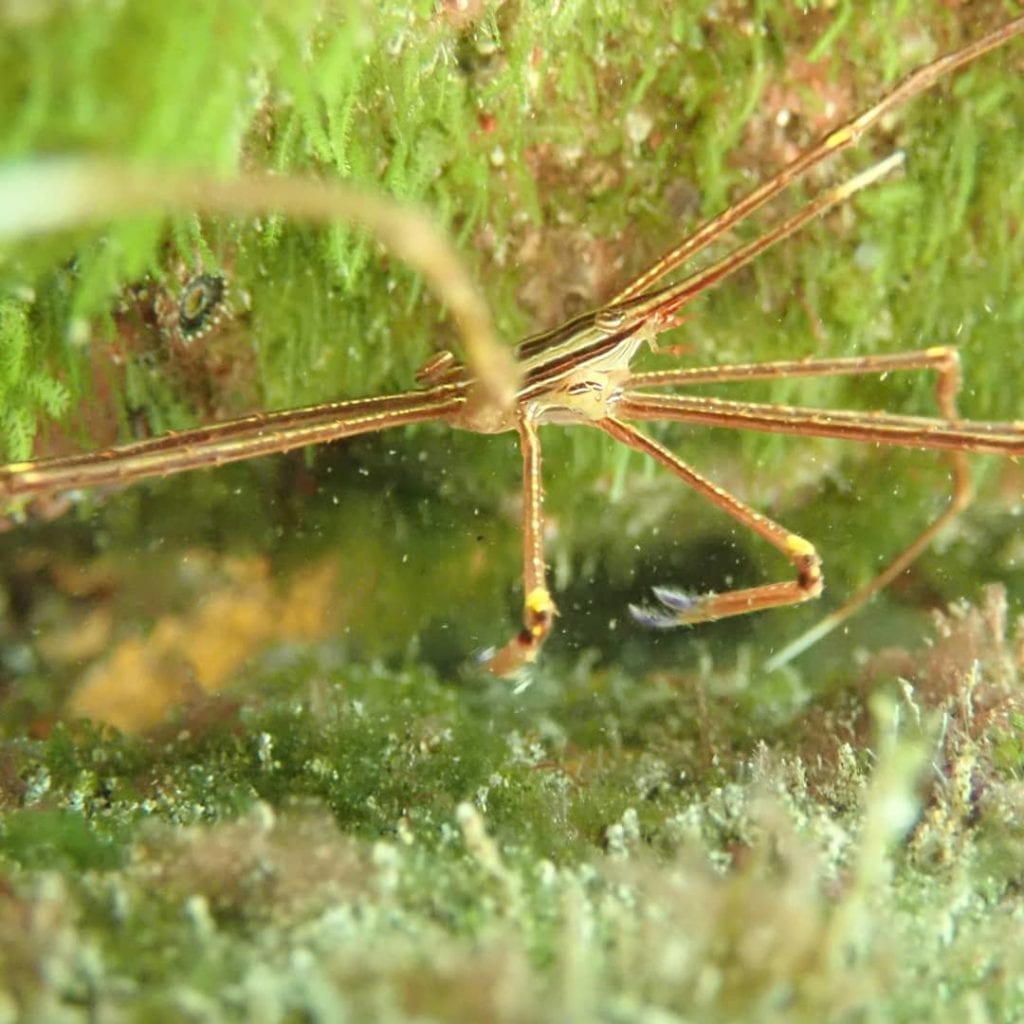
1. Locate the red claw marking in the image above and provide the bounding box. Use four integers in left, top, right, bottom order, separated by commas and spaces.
482, 586, 557, 677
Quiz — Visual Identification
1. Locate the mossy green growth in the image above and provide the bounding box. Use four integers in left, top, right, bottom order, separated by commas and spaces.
2, 596, 1024, 1020
0, 295, 69, 463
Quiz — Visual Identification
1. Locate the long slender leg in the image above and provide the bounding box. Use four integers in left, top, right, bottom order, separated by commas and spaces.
0, 385, 466, 503
482, 415, 557, 677
610, 16, 1024, 304
763, 460, 970, 672
596, 417, 823, 626
613, 153, 905, 333
616, 393, 1024, 455
617, 347, 1023, 664
630, 347, 973, 651
626, 347, 963, 390
762, 351, 970, 670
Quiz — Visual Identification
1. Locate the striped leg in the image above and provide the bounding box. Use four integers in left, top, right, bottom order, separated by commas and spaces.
595, 417, 823, 628
482, 415, 557, 677
621, 346, 988, 667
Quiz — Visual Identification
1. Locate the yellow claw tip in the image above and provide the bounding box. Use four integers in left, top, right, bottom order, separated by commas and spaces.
785, 534, 816, 559
526, 587, 555, 617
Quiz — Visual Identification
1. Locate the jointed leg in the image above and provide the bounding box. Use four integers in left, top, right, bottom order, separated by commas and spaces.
596, 417, 823, 627
482, 415, 557, 676
762, 445, 969, 670
762, 351, 971, 669
621, 346, 988, 666
609, 17, 1024, 305
627, 346, 965, 391
0, 387, 467, 502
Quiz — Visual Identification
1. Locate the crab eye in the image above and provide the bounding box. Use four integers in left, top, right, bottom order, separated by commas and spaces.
177, 273, 227, 339
595, 307, 627, 332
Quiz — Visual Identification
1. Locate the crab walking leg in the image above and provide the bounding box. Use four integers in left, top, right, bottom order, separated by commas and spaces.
601, 153, 907, 340
616, 394, 1024, 455
0, 386, 466, 502
596, 417, 823, 626
627, 346, 974, 667
768, 350, 969, 669
482, 416, 557, 676
762, 470, 970, 672
618, 382, 1024, 661
626, 348, 965, 390
610, 15, 1024, 304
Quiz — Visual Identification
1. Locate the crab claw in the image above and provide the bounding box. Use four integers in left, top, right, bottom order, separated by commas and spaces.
480, 587, 557, 679
629, 586, 713, 628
